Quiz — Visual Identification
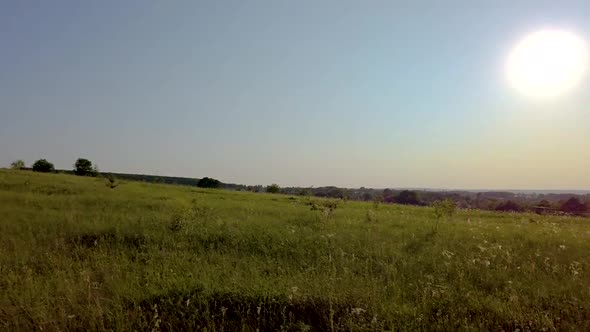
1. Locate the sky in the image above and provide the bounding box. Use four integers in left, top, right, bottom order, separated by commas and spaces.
1, 1, 590, 190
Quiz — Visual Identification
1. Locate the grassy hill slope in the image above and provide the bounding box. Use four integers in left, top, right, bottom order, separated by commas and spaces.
1, 170, 589, 331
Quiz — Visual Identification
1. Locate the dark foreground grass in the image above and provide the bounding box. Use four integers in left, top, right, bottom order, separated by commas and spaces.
1, 169, 590, 331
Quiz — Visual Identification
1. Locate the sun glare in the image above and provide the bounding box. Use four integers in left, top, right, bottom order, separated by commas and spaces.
506, 29, 589, 98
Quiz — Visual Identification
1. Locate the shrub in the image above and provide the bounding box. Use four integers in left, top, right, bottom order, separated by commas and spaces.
105, 174, 119, 189
197, 177, 221, 188
365, 209, 377, 223
10, 160, 25, 170
309, 199, 338, 219
32, 159, 54, 173
432, 199, 457, 219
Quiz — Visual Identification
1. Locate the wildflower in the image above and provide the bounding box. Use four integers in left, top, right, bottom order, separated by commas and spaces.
351, 308, 366, 315
559, 245, 566, 250
442, 250, 455, 259
570, 261, 581, 277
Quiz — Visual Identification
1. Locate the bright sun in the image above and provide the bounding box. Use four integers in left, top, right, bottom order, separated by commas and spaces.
506, 29, 589, 98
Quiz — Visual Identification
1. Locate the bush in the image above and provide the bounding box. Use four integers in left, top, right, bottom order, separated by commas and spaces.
266, 184, 280, 194
32, 159, 54, 173
197, 177, 221, 188
432, 199, 457, 219
74, 158, 97, 176
104, 174, 119, 189
309, 199, 338, 219
10, 160, 25, 170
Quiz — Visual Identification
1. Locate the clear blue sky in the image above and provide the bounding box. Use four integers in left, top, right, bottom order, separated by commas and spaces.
1, 1, 589, 189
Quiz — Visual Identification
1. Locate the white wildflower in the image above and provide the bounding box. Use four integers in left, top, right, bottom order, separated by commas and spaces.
442, 250, 455, 259
351, 308, 366, 315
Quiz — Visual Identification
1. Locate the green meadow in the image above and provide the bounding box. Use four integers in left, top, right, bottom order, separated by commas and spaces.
1, 169, 589, 331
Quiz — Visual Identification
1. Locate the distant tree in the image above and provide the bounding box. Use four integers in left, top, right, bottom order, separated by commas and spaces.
361, 192, 373, 201
396, 190, 421, 205
197, 177, 221, 188
495, 200, 523, 212
326, 187, 344, 198
298, 189, 311, 196
382, 189, 395, 203
560, 197, 588, 215
534, 199, 552, 214
10, 160, 25, 170
74, 158, 97, 176
266, 183, 280, 194
32, 159, 54, 173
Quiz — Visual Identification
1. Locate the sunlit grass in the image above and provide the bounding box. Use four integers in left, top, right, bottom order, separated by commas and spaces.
1, 169, 589, 330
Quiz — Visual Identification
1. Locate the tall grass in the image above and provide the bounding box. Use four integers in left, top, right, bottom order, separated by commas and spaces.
1, 169, 589, 330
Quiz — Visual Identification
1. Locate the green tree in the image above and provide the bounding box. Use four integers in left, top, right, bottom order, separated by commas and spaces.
495, 200, 523, 212
560, 197, 588, 215
10, 160, 25, 170
297, 189, 311, 196
534, 199, 552, 214
361, 192, 373, 201
74, 158, 96, 176
266, 184, 280, 194
197, 177, 221, 188
32, 159, 54, 173
396, 190, 421, 205
382, 189, 395, 203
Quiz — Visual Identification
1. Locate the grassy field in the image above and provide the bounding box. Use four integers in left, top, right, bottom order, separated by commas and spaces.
1, 169, 589, 331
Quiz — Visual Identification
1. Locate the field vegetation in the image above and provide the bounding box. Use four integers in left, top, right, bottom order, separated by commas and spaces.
1, 169, 590, 331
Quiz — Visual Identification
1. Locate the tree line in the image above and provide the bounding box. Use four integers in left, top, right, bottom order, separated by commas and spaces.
8, 158, 589, 217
